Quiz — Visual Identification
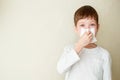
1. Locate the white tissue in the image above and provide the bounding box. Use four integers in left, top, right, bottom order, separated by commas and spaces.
80, 27, 97, 43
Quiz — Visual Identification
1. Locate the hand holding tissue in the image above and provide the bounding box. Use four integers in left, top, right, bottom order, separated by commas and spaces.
80, 27, 97, 43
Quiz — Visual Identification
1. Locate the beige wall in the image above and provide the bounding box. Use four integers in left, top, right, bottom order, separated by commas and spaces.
0, 0, 120, 80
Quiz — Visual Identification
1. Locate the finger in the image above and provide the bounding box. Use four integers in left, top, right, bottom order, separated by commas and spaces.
89, 36, 93, 39
83, 31, 92, 38
89, 36, 93, 41
88, 33, 92, 37
87, 31, 92, 35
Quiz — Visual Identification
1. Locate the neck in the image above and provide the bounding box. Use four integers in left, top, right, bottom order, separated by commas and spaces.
85, 43, 97, 49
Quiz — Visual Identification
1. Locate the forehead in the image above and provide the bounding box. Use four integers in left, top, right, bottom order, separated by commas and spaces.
77, 18, 96, 24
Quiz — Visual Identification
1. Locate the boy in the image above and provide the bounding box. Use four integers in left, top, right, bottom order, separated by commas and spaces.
57, 5, 112, 80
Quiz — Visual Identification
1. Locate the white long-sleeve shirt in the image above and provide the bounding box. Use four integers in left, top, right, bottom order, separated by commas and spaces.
57, 45, 112, 80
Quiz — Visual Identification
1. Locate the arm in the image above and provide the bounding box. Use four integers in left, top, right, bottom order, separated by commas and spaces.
57, 45, 80, 74
103, 51, 112, 80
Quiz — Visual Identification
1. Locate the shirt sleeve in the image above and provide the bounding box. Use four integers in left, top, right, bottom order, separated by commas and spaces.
103, 51, 112, 80
57, 45, 80, 74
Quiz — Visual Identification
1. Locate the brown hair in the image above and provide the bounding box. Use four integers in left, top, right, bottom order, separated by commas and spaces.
74, 5, 99, 27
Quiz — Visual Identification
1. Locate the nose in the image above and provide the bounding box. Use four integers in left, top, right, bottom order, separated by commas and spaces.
86, 25, 91, 28
85, 25, 91, 29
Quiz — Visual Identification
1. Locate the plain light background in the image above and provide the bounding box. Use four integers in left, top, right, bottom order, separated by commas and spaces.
0, 0, 120, 80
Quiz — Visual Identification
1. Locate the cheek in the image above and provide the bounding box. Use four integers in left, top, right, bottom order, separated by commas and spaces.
94, 25, 97, 31
75, 27, 81, 35
95, 27, 98, 36
77, 27, 82, 34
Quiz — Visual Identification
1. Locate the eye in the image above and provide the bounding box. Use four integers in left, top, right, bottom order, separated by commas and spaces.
80, 24, 85, 27
90, 23, 96, 26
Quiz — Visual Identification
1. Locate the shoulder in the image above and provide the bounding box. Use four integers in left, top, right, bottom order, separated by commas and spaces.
98, 46, 110, 55
98, 46, 111, 61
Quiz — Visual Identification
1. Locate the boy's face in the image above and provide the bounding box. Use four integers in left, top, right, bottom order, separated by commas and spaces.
75, 18, 98, 36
